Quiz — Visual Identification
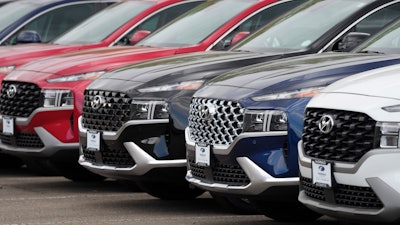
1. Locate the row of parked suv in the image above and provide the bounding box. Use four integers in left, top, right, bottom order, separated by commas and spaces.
1, 0, 400, 223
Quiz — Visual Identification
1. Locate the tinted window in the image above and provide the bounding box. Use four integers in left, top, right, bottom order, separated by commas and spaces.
54, 1, 155, 45
211, 0, 307, 50
116, 1, 203, 46
4, 2, 111, 45
137, 0, 259, 47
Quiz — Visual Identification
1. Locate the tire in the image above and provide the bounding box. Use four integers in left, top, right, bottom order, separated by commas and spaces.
50, 161, 106, 182
251, 200, 322, 222
136, 181, 205, 200
210, 192, 260, 215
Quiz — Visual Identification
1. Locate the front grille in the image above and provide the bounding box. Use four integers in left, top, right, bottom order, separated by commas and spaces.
0, 132, 44, 148
81, 90, 132, 131
82, 140, 134, 168
0, 81, 42, 117
301, 177, 383, 209
188, 159, 250, 186
302, 108, 376, 163
188, 98, 244, 145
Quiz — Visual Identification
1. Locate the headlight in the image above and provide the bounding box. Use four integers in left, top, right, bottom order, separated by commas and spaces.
0, 65, 15, 74
138, 80, 204, 93
252, 87, 325, 101
46, 71, 106, 83
243, 110, 287, 132
377, 122, 400, 148
42, 89, 73, 107
131, 100, 168, 120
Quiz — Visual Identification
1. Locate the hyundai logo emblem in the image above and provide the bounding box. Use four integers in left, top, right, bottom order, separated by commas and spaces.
318, 166, 325, 172
91, 95, 105, 110
199, 103, 216, 121
6, 84, 17, 98
318, 115, 334, 134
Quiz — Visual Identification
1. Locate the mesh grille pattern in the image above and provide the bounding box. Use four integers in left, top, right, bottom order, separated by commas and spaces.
0, 81, 41, 117
82, 141, 134, 168
0, 133, 44, 148
188, 159, 250, 186
302, 108, 376, 163
301, 177, 383, 209
188, 98, 244, 145
81, 90, 132, 131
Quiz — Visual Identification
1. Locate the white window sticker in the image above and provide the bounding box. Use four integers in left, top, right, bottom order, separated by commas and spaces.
312, 160, 332, 188
87, 130, 100, 151
2, 116, 14, 135
195, 143, 210, 166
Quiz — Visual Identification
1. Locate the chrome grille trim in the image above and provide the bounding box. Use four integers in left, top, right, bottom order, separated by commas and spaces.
188, 97, 244, 145
81, 89, 132, 131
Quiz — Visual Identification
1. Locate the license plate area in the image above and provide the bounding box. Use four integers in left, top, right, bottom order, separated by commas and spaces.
195, 143, 211, 167
312, 159, 333, 188
2, 116, 14, 135
86, 130, 101, 151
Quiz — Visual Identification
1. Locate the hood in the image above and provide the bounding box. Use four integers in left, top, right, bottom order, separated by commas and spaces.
0, 43, 78, 67
194, 53, 400, 101
87, 50, 281, 93
8, 46, 176, 79
321, 64, 400, 100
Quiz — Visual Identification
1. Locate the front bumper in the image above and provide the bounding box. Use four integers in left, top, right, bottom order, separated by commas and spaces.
0, 109, 78, 159
78, 117, 186, 180
298, 140, 400, 223
185, 127, 298, 196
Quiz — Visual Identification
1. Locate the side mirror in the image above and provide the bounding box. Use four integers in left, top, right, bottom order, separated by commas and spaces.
16, 30, 41, 44
340, 32, 370, 51
130, 30, 151, 45
231, 31, 250, 46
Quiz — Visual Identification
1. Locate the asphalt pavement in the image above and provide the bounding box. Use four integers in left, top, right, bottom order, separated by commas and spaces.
0, 166, 349, 225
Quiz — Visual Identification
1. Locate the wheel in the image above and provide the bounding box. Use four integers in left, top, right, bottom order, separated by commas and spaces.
136, 181, 205, 200
250, 200, 322, 222
50, 161, 106, 182
210, 192, 260, 215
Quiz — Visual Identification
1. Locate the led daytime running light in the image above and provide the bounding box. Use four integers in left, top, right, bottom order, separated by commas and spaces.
252, 87, 325, 101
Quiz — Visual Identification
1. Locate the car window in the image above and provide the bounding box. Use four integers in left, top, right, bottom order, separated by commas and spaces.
326, 1, 400, 51
234, 0, 372, 52
54, 1, 155, 45
4, 2, 112, 45
211, 0, 307, 50
116, 1, 203, 46
0, 2, 37, 32
137, 0, 260, 47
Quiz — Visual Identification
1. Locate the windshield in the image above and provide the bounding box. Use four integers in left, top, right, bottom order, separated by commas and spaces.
233, 0, 372, 53
357, 20, 400, 54
137, 0, 258, 47
0, 1, 38, 32
54, 1, 155, 44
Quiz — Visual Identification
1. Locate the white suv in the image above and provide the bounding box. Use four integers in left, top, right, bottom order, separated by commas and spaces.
298, 64, 400, 223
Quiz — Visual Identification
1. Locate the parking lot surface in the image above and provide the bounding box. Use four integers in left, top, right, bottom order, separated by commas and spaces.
0, 167, 347, 225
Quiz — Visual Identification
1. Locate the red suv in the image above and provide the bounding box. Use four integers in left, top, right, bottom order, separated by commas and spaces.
0, 0, 202, 79
0, 0, 300, 183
